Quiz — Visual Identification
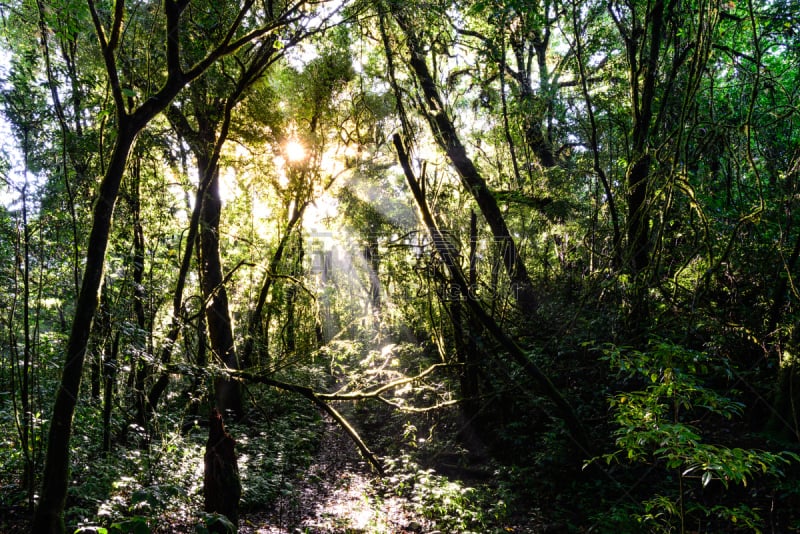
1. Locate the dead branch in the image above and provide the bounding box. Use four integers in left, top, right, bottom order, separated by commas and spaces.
325, 363, 453, 399
229, 369, 384, 475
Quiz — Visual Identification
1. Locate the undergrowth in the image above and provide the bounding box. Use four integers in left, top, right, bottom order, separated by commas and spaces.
585, 340, 800, 533
380, 453, 510, 533
55, 384, 324, 533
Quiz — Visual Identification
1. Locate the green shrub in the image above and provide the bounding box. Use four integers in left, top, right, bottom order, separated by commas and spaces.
382, 453, 509, 533
589, 341, 798, 532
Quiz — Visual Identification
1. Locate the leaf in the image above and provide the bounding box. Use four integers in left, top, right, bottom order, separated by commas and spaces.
702, 470, 712, 487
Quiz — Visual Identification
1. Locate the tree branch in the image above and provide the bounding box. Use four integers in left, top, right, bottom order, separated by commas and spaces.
228, 370, 385, 475
393, 133, 593, 456
107, 0, 126, 51
87, 0, 126, 117
324, 363, 452, 400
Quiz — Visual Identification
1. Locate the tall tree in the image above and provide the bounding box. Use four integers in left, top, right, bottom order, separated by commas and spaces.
1, 44, 55, 511
167, 38, 282, 418
32, 0, 314, 530
604, 0, 658, 277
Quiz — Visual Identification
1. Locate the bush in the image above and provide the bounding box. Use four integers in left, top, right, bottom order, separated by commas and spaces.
588, 341, 799, 532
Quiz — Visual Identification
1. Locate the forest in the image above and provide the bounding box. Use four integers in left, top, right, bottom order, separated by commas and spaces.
1, 0, 799, 532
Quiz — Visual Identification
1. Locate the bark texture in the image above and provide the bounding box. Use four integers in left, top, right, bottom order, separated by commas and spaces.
204, 409, 242, 532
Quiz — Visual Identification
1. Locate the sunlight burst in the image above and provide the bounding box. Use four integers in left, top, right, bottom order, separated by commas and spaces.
285, 140, 307, 163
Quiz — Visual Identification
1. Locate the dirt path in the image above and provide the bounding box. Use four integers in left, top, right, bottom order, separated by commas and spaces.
239, 418, 427, 534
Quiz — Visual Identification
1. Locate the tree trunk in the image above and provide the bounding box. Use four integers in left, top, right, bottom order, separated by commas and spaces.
131, 156, 152, 429
33, 124, 137, 534
144, 162, 206, 423
450, 211, 482, 427
20, 141, 35, 508
364, 236, 381, 314
165, 38, 282, 415
626, 154, 652, 274
284, 235, 305, 354
391, 13, 539, 315
620, 0, 665, 278
198, 152, 242, 418
204, 409, 241, 532
102, 332, 119, 454
462, 211, 481, 420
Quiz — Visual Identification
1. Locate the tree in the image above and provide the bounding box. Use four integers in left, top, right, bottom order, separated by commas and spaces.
167, 39, 282, 418
393, 133, 591, 453
1, 51, 48, 510
32, 0, 319, 530
384, 0, 541, 316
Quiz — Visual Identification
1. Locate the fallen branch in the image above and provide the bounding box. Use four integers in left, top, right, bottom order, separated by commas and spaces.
375, 397, 459, 413
326, 363, 452, 399
229, 370, 384, 475
229, 360, 459, 475
161, 358, 458, 476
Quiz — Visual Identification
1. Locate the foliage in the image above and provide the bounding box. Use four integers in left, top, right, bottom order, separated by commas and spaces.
591, 341, 800, 532
195, 513, 237, 534
27, 384, 324, 533
234, 388, 324, 512
382, 453, 509, 533
1, 0, 800, 531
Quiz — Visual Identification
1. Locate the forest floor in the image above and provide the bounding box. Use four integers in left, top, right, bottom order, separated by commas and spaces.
238, 417, 429, 534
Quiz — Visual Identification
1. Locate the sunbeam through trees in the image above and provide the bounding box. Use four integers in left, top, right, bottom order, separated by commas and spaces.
1, 0, 799, 532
